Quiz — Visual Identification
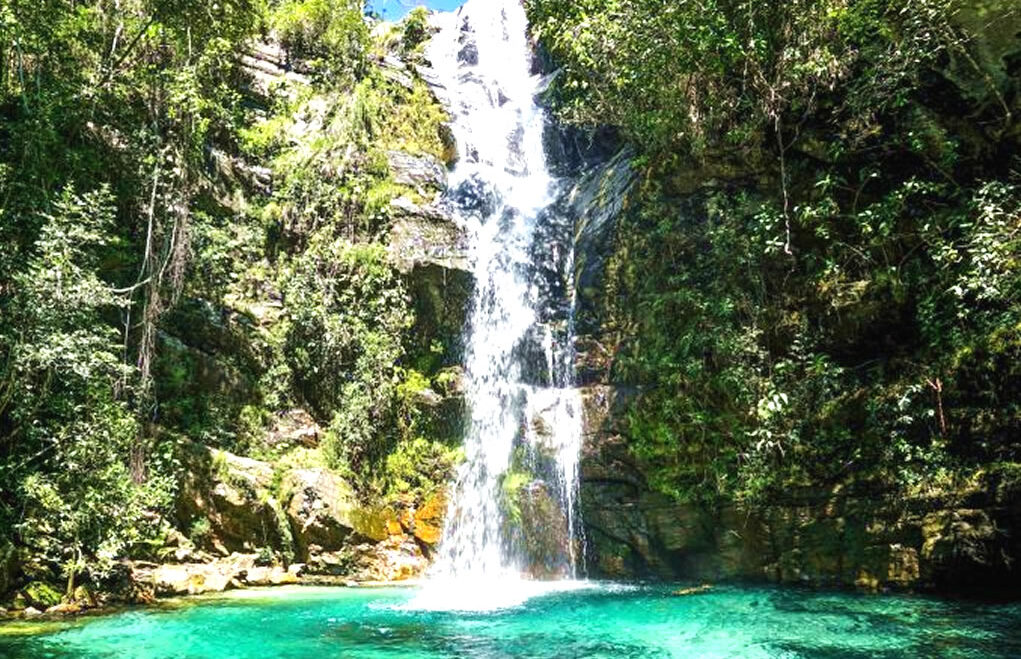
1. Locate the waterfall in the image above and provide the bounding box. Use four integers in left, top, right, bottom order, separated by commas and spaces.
411, 0, 586, 609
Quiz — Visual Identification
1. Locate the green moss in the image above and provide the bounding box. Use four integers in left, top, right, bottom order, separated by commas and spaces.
500, 471, 532, 526
22, 582, 62, 609
383, 437, 462, 503
377, 80, 452, 161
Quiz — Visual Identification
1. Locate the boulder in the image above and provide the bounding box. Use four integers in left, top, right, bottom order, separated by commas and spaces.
388, 197, 470, 273
147, 554, 258, 596
340, 538, 429, 582
306, 548, 350, 576
151, 564, 234, 596
20, 581, 62, 610
243, 566, 298, 587
97, 562, 155, 605
71, 585, 98, 609
283, 469, 359, 557
45, 602, 82, 615
387, 150, 447, 191
265, 409, 322, 449
175, 444, 290, 556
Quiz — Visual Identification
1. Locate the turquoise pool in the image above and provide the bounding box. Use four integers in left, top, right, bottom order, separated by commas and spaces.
1, 583, 1019, 658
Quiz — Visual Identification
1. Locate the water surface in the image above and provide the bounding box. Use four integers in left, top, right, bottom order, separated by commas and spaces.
2, 584, 1019, 658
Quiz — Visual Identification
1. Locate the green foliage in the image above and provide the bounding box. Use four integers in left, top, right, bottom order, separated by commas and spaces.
0, 0, 454, 598
284, 239, 412, 475
397, 7, 432, 58
189, 518, 213, 547
271, 0, 369, 85
527, 0, 960, 160
531, 0, 1020, 506
1, 185, 173, 585
383, 437, 461, 502
606, 172, 1019, 504
22, 581, 63, 608
499, 471, 532, 526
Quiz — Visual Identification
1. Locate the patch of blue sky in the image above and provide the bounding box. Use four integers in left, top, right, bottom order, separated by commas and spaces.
368, 0, 465, 20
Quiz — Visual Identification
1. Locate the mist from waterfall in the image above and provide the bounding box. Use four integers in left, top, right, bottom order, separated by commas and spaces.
409, 0, 586, 610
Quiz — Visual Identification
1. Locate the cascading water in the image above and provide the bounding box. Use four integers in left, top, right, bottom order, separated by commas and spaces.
411, 0, 586, 609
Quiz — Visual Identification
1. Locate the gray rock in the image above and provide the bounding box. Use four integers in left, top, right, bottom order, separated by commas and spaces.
388, 197, 469, 274
380, 65, 415, 92
458, 42, 479, 66
387, 190, 473, 376
387, 150, 448, 191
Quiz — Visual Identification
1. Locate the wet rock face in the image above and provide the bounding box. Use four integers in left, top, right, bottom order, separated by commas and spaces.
387, 187, 473, 378
542, 124, 622, 178
577, 386, 1021, 593
451, 175, 500, 218
410, 490, 448, 547
517, 482, 572, 579
458, 42, 479, 66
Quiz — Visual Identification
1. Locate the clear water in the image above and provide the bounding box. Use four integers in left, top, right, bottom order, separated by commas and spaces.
2, 584, 1019, 658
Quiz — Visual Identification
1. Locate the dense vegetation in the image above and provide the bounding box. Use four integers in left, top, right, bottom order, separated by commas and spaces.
1, 0, 1018, 606
527, 0, 1020, 503
0, 0, 458, 598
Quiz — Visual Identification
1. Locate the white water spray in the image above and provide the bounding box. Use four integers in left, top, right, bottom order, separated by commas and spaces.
411, 0, 586, 610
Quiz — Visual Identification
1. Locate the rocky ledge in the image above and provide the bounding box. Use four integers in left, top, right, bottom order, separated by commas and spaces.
1, 443, 448, 620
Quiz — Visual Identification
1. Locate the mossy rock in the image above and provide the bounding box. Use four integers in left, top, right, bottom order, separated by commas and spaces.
21, 582, 62, 609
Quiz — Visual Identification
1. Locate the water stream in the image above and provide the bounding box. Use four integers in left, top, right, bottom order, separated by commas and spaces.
413, 0, 586, 609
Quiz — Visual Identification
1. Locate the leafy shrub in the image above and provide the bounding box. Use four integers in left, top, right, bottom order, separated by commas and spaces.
272, 0, 369, 84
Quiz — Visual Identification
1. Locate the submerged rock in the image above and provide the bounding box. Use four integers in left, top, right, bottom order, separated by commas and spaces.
674, 584, 713, 596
